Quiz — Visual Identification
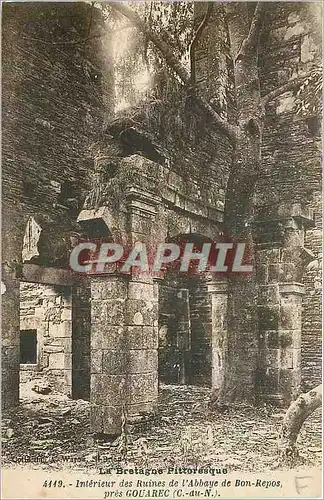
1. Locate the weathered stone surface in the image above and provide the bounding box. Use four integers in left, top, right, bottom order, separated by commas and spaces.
91, 374, 126, 406
44, 344, 64, 354
101, 350, 125, 375
280, 298, 302, 330
63, 338, 72, 353
48, 353, 65, 370
258, 305, 280, 331
127, 349, 158, 374
125, 298, 157, 326
258, 284, 280, 304
2, 1, 321, 415
64, 353, 72, 370
278, 368, 301, 403
90, 405, 104, 434
127, 373, 158, 404
22, 217, 42, 263
257, 3, 322, 392
90, 278, 128, 301
125, 326, 158, 350
17, 282, 73, 397
1, 346, 20, 367
102, 406, 123, 435
128, 282, 155, 302
265, 331, 279, 349
90, 273, 159, 433
209, 281, 228, 390
90, 326, 124, 350
49, 320, 72, 338
264, 349, 280, 369
91, 299, 125, 326
72, 284, 91, 400
90, 349, 103, 374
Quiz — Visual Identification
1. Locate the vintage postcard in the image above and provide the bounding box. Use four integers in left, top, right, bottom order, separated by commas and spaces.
1, 1, 322, 499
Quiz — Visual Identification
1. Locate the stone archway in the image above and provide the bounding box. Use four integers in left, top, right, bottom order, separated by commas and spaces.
158, 232, 227, 390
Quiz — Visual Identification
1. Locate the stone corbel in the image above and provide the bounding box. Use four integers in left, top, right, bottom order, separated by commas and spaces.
22, 216, 42, 262
254, 203, 315, 248
125, 186, 161, 217
207, 280, 228, 295
278, 282, 305, 296
280, 246, 315, 281
77, 206, 127, 245
277, 203, 315, 228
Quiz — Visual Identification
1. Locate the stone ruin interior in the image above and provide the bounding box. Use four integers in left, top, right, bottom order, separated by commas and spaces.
2, 2, 322, 437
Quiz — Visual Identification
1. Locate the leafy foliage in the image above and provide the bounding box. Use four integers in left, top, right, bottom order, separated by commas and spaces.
295, 66, 322, 116
142, 2, 194, 70
97, 2, 194, 111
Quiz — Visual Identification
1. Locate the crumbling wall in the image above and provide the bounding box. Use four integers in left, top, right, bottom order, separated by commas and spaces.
1, 2, 113, 408
19, 282, 72, 394
190, 2, 322, 396
302, 206, 322, 389
3, 2, 322, 414
258, 2, 322, 390
97, 3, 233, 226
2, 2, 112, 243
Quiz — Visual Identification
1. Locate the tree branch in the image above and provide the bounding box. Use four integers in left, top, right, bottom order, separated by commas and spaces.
236, 2, 265, 60
190, 91, 238, 141
111, 2, 190, 84
279, 384, 322, 458
110, 3, 237, 142
190, 3, 213, 83
262, 72, 314, 106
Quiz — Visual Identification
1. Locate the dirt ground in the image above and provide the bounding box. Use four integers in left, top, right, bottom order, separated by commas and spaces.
2, 384, 322, 472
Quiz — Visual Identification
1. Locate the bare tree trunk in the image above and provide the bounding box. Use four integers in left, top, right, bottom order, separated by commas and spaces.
279, 385, 322, 459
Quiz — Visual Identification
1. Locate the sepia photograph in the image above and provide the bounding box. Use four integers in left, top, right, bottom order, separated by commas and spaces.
1, 1, 322, 498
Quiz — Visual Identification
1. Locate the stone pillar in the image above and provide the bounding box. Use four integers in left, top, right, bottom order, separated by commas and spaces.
257, 281, 304, 405
1, 273, 20, 409
124, 278, 159, 423
1, 204, 25, 410
86, 155, 163, 434
123, 185, 160, 424
90, 275, 128, 435
89, 202, 160, 433
207, 280, 228, 391
90, 274, 159, 435
255, 204, 314, 406
72, 282, 91, 400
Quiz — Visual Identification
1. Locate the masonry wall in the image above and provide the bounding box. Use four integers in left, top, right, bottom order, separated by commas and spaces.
2, 2, 113, 266
72, 284, 91, 400
302, 206, 322, 389
2, 2, 321, 414
1, 2, 113, 408
258, 2, 322, 390
192, 2, 322, 393
20, 282, 72, 394
99, 4, 234, 224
